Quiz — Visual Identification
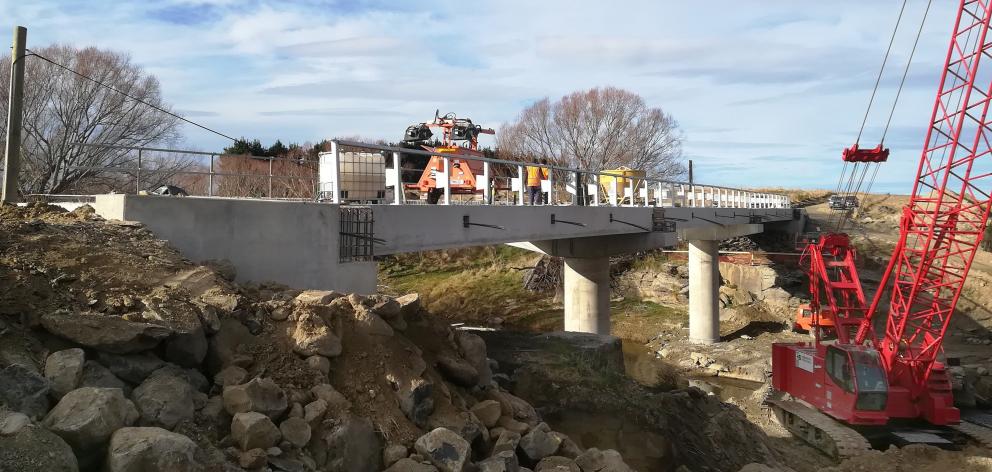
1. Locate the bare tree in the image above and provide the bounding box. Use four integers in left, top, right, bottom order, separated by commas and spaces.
497, 87, 685, 178
0, 45, 186, 195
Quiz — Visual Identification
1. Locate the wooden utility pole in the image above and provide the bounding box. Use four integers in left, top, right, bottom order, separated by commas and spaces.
2, 26, 26, 203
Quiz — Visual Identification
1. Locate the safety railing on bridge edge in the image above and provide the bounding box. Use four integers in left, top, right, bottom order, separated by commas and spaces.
45, 143, 319, 200
321, 139, 791, 209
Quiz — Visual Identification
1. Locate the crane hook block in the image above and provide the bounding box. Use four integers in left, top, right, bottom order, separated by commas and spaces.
842, 144, 889, 163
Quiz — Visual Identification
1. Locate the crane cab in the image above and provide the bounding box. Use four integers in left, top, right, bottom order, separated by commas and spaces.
773, 342, 889, 425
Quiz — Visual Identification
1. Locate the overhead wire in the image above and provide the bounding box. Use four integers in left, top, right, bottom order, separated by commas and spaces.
24, 48, 238, 142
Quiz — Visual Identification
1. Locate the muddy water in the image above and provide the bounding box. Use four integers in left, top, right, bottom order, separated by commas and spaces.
542, 340, 762, 471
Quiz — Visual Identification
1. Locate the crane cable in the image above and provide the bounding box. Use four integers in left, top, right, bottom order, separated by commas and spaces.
858, 0, 934, 209
830, 0, 907, 229
835, 0, 936, 232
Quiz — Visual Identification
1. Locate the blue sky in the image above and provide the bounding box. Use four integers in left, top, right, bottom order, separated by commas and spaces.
3, 1, 955, 192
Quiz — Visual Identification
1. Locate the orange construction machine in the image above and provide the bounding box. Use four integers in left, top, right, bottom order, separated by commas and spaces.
402, 111, 495, 204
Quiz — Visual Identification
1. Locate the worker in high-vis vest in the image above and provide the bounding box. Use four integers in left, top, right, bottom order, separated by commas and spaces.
526, 159, 549, 205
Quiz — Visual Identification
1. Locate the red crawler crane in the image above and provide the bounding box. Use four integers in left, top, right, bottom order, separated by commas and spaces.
773, 0, 992, 431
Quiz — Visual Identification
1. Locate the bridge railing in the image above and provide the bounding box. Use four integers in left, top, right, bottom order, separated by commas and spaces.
322, 140, 791, 209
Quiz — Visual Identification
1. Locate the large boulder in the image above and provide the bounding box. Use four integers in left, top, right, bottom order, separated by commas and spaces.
132, 370, 196, 428
456, 331, 492, 387
230, 412, 281, 450
79, 361, 130, 395
371, 296, 407, 331
396, 293, 421, 318
414, 427, 471, 472
223, 377, 288, 419
0, 411, 78, 472
478, 450, 519, 472
324, 414, 382, 472
351, 305, 395, 336
0, 364, 51, 419
45, 348, 85, 399
292, 312, 342, 357
279, 417, 311, 448
41, 311, 173, 353
519, 424, 563, 463
95, 351, 165, 384
294, 290, 342, 305
43, 387, 139, 467
471, 400, 502, 428
436, 354, 479, 387
574, 448, 632, 472
106, 427, 203, 472
213, 365, 249, 387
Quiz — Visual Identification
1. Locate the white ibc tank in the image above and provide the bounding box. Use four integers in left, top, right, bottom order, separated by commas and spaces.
319, 151, 386, 203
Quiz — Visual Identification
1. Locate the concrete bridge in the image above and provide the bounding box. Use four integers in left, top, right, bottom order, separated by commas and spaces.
74, 140, 804, 344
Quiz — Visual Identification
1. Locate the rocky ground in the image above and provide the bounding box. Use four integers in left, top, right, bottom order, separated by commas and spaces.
0, 202, 647, 472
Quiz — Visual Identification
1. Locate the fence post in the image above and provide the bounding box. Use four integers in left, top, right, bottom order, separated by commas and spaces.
208, 154, 214, 197
135, 149, 142, 194
268, 157, 273, 198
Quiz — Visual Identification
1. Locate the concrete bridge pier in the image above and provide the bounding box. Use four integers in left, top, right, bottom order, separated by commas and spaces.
688, 239, 720, 344
563, 256, 611, 334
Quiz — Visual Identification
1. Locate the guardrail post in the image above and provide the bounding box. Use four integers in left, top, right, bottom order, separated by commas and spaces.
135, 149, 142, 194
329, 141, 341, 204
442, 156, 451, 205
517, 165, 525, 205
591, 173, 599, 206
392, 151, 402, 205
482, 161, 491, 205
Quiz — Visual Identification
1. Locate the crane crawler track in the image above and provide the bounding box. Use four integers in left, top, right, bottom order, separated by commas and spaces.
951, 421, 992, 449
766, 397, 872, 460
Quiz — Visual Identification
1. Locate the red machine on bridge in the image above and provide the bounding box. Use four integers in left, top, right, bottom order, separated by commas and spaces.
772, 0, 992, 438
